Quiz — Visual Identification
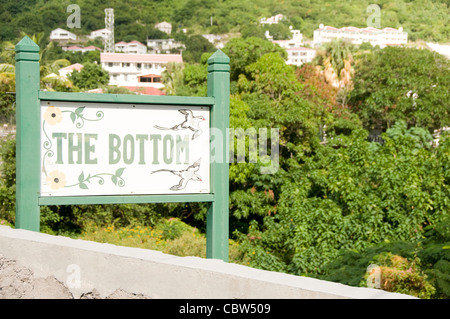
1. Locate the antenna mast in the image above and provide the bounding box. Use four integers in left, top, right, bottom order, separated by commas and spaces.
104, 8, 115, 53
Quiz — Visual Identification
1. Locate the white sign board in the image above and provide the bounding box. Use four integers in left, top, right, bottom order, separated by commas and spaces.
40, 101, 210, 196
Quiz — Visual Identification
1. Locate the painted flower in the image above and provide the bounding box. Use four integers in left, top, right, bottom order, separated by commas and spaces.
46, 170, 67, 190
43, 106, 63, 125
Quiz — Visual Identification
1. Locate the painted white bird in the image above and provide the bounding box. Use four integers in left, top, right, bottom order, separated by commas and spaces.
154, 109, 205, 140
151, 158, 202, 191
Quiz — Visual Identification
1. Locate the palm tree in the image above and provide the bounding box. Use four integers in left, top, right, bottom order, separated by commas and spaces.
17, 32, 73, 91
0, 63, 15, 92
314, 40, 354, 89
161, 62, 185, 95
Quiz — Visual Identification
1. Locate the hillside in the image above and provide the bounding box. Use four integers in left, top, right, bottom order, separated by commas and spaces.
0, 0, 449, 43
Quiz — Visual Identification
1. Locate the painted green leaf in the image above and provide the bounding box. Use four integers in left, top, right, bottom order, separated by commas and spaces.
79, 182, 88, 189
78, 172, 85, 183
70, 112, 76, 123
75, 106, 85, 116
111, 175, 118, 186
115, 167, 125, 177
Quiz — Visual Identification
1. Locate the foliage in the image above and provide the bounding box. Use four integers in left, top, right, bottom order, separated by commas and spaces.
363, 253, 435, 298
349, 46, 450, 131
1, 1, 449, 299
69, 62, 109, 91
77, 218, 247, 262
1, 0, 448, 43
0, 136, 16, 225
236, 128, 449, 282
182, 35, 215, 64
222, 37, 287, 82
0, 92, 15, 124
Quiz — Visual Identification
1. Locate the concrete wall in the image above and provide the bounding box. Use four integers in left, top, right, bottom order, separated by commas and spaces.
0, 225, 415, 299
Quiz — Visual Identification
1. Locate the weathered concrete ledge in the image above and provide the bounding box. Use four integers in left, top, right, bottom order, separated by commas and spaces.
0, 225, 415, 299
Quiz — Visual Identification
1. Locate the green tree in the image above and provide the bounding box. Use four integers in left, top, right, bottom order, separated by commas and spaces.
222, 37, 287, 82
69, 62, 109, 91
182, 35, 215, 64
349, 46, 450, 131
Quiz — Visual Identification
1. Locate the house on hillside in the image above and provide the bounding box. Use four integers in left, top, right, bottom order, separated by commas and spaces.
269, 27, 315, 66
88, 28, 112, 42
147, 38, 185, 54
272, 27, 304, 48
58, 63, 84, 78
62, 45, 102, 53
50, 28, 77, 41
155, 21, 172, 35
115, 41, 147, 54
260, 14, 284, 25
100, 52, 183, 95
284, 47, 316, 66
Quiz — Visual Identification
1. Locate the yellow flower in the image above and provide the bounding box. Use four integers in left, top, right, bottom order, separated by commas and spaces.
46, 170, 67, 190
43, 106, 63, 125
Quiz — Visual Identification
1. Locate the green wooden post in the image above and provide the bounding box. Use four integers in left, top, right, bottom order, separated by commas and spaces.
206, 50, 230, 261
15, 36, 41, 231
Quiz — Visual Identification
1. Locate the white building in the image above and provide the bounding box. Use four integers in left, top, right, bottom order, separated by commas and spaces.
285, 47, 316, 66
58, 63, 84, 78
62, 45, 102, 53
147, 38, 185, 54
100, 52, 183, 95
115, 41, 147, 54
272, 27, 303, 48
155, 21, 172, 35
50, 28, 77, 41
260, 14, 284, 25
88, 28, 112, 42
313, 24, 408, 48
270, 27, 315, 67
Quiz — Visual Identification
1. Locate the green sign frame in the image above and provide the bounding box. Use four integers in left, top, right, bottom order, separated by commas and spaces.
14, 36, 230, 261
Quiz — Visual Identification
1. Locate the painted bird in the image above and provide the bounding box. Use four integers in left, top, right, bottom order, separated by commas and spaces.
153, 109, 205, 140
151, 158, 202, 191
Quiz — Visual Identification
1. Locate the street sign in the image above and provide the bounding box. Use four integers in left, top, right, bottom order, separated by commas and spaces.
15, 36, 230, 261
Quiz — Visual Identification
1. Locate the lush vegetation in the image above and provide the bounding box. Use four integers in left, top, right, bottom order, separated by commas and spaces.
0, 0, 449, 299
0, 0, 449, 43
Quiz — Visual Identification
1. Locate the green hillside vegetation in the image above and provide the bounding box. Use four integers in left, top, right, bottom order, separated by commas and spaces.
0, 0, 449, 43
0, 1, 449, 299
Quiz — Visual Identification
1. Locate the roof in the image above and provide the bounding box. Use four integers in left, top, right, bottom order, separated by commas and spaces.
51, 28, 75, 34
91, 28, 110, 33
83, 46, 102, 51
155, 21, 171, 26
59, 63, 84, 71
101, 53, 183, 63
139, 74, 161, 78
341, 26, 360, 32
124, 86, 165, 95
128, 40, 146, 46
317, 25, 402, 33
65, 45, 84, 50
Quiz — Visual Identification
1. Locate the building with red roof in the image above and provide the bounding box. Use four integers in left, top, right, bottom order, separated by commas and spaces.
100, 52, 183, 95
313, 24, 407, 48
